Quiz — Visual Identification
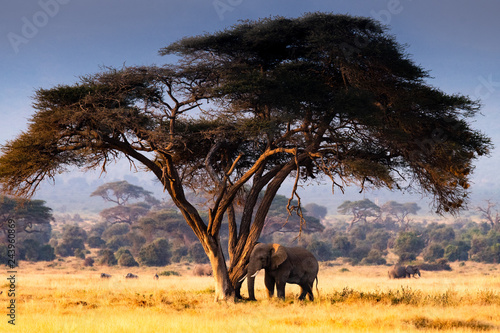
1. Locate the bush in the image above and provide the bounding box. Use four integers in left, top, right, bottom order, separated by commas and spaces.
22, 239, 41, 261
101, 223, 130, 239
138, 238, 171, 266
38, 244, 56, 261
171, 246, 188, 263
98, 249, 117, 266
87, 236, 106, 248
116, 248, 139, 267
348, 245, 371, 265
423, 243, 445, 262
83, 257, 95, 267
394, 231, 425, 261
360, 249, 387, 265
188, 243, 208, 264
74, 248, 86, 259
193, 264, 212, 276
55, 237, 85, 257
444, 241, 470, 262
106, 235, 132, 251
307, 240, 336, 261
419, 259, 452, 271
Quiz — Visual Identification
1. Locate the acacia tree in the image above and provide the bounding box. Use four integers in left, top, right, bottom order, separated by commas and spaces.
0, 13, 491, 300
337, 199, 381, 231
381, 201, 421, 230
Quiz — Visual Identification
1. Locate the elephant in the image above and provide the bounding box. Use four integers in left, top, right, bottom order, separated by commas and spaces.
388, 265, 421, 279
405, 265, 421, 278
100, 273, 111, 278
241, 243, 319, 301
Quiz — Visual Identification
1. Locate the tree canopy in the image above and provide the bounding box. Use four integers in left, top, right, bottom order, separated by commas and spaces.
0, 13, 492, 300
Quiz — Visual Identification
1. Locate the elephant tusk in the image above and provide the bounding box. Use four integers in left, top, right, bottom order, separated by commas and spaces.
250, 270, 260, 278
238, 275, 247, 283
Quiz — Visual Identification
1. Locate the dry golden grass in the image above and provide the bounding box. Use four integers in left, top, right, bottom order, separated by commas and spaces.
2, 260, 500, 332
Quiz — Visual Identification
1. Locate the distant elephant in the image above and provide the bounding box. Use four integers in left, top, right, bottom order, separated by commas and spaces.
405, 265, 421, 278
241, 243, 319, 301
388, 265, 421, 279
100, 273, 111, 278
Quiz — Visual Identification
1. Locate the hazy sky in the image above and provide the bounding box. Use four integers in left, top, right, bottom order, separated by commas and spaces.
1, 0, 499, 208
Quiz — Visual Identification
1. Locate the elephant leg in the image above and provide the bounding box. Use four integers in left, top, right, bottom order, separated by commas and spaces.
298, 286, 307, 300
264, 271, 275, 298
276, 280, 286, 299
299, 284, 314, 301
307, 283, 314, 301
234, 280, 243, 299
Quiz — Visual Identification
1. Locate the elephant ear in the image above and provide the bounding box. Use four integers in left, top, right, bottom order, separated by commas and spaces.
270, 244, 287, 269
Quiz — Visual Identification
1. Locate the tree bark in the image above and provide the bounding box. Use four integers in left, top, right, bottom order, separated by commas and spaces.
204, 235, 235, 301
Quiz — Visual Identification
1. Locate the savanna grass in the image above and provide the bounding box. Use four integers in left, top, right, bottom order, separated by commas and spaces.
2, 261, 500, 332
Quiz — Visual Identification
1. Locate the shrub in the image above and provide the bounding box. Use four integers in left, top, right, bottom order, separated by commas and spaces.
171, 246, 188, 263
87, 236, 106, 248
193, 264, 213, 276
138, 238, 171, 266
423, 243, 445, 262
101, 223, 130, 239
444, 241, 470, 262
83, 257, 95, 267
38, 244, 56, 261
106, 235, 132, 251
360, 249, 387, 265
307, 240, 336, 261
394, 231, 425, 261
116, 248, 139, 267
98, 249, 117, 266
74, 248, 86, 259
419, 259, 452, 271
22, 239, 41, 261
188, 243, 208, 264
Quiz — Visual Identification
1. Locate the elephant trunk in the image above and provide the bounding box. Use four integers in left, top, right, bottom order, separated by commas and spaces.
246, 262, 261, 300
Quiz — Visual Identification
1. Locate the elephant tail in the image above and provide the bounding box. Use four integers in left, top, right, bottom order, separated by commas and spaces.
315, 277, 319, 299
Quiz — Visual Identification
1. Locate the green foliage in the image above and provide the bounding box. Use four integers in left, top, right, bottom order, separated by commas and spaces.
188, 243, 209, 264
91, 180, 159, 206
444, 241, 470, 261
116, 248, 139, 267
306, 240, 336, 261
105, 235, 133, 251
360, 250, 387, 265
101, 223, 131, 239
0, 13, 493, 289
138, 238, 171, 266
0, 196, 53, 242
74, 248, 86, 259
87, 236, 106, 248
394, 231, 426, 262
423, 243, 445, 262
53, 224, 88, 258
98, 249, 117, 266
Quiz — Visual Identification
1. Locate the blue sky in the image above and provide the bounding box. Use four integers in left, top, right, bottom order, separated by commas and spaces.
1, 0, 499, 211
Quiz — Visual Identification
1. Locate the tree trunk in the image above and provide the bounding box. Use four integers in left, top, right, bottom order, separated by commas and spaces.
204, 235, 235, 301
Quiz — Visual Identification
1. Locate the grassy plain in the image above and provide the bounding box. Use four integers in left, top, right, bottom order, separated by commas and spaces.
2, 260, 500, 333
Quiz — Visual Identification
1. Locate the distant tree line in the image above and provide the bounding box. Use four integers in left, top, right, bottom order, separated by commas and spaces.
1, 183, 499, 267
